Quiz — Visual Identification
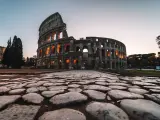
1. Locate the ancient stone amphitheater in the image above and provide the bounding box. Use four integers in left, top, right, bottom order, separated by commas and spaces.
37, 12, 127, 69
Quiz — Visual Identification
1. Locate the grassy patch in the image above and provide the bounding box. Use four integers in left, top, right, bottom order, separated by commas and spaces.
99, 69, 160, 77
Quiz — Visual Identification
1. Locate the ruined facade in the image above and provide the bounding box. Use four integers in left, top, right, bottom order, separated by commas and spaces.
37, 12, 127, 69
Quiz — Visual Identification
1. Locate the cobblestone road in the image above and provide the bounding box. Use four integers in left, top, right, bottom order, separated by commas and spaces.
0, 70, 160, 120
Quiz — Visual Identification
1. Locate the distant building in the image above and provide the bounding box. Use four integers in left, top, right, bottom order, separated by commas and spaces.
0, 46, 6, 63
127, 53, 160, 69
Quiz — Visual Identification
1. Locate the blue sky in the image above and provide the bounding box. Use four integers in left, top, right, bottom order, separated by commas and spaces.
0, 0, 160, 57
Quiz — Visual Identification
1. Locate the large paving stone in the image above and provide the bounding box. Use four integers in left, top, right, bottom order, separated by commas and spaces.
144, 86, 160, 89
0, 104, 40, 120
128, 88, 148, 95
109, 86, 127, 90
22, 93, 44, 104
9, 88, 25, 95
78, 81, 95, 85
86, 102, 129, 120
106, 79, 118, 83
84, 85, 111, 92
39, 108, 86, 120
0, 95, 21, 109
144, 94, 160, 104
50, 92, 87, 105
68, 84, 80, 88
144, 79, 159, 84
37, 86, 47, 91
108, 90, 144, 100
43, 82, 54, 87
83, 90, 106, 100
68, 88, 82, 92
11, 83, 27, 89
41, 90, 64, 98
27, 87, 39, 93
95, 82, 109, 86
0, 86, 10, 94
108, 83, 129, 87
48, 86, 67, 91
26, 81, 47, 87
149, 89, 160, 93
132, 81, 156, 86
120, 99, 160, 120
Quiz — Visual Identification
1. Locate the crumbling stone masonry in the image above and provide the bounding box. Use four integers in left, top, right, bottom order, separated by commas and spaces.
37, 12, 127, 69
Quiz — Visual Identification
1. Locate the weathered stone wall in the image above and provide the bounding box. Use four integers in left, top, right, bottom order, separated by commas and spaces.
37, 13, 127, 69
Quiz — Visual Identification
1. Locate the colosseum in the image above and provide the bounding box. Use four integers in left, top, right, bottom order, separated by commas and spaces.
37, 12, 127, 69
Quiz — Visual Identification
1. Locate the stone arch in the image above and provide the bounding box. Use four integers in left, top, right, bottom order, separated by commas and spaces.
57, 44, 62, 53
101, 43, 105, 57
54, 33, 56, 40
59, 32, 63, 39
76, 46, 80, 52
65, 44, 70, 52
51, 45, 55, 54
83, 46, 88, 53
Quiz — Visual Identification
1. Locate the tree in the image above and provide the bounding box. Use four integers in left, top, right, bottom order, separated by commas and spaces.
11, 36, 23, 68
2, 38, 12, 68
156, 35, 160, 48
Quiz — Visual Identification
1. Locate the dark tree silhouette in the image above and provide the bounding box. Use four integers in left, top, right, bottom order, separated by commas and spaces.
11, 36, 23, 68
2, 38, 12, 68
156, 35, 160, 48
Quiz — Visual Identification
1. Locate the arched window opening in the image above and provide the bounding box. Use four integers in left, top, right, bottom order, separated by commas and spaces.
54, 34, 56, 40
66, 59, 70, 64
73, 59, 78, 64
65, 44, 70, 52
107, 51, 110, 57
39, 49, 42, 57
76, 46, 80, 52
52, 33, 55, 40
57, 44, 62, 53
83, 46, 89, 59
101, 44, 104, 48
116, 50, 118, 56
50, 60, 54, 65
121, 54, 124, 59
92, 47, 94, 53
83, 46, 88, 53
42, 48, 45, 57
83, 48, 88, 52
102, 49, 105, 57
58, 33, 60, 39
96, 48, 99, 56
119, 53, 122, 59
60, 32, 63, 39
111, 49, 114, 58
46, 35, 51, 42
46, 47, 50, 55
51, 45, 55, 54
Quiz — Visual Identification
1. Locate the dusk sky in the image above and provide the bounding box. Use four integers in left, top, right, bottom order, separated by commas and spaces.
0, 0, 160, 57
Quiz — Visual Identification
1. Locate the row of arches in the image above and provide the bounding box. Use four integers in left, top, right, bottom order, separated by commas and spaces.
92, 38, 126, 51
38, 44, 70, 57
37, 58, 126, 69
75, 46, 126, 59
38, 45, 125, 59
39, 32, 63, 46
